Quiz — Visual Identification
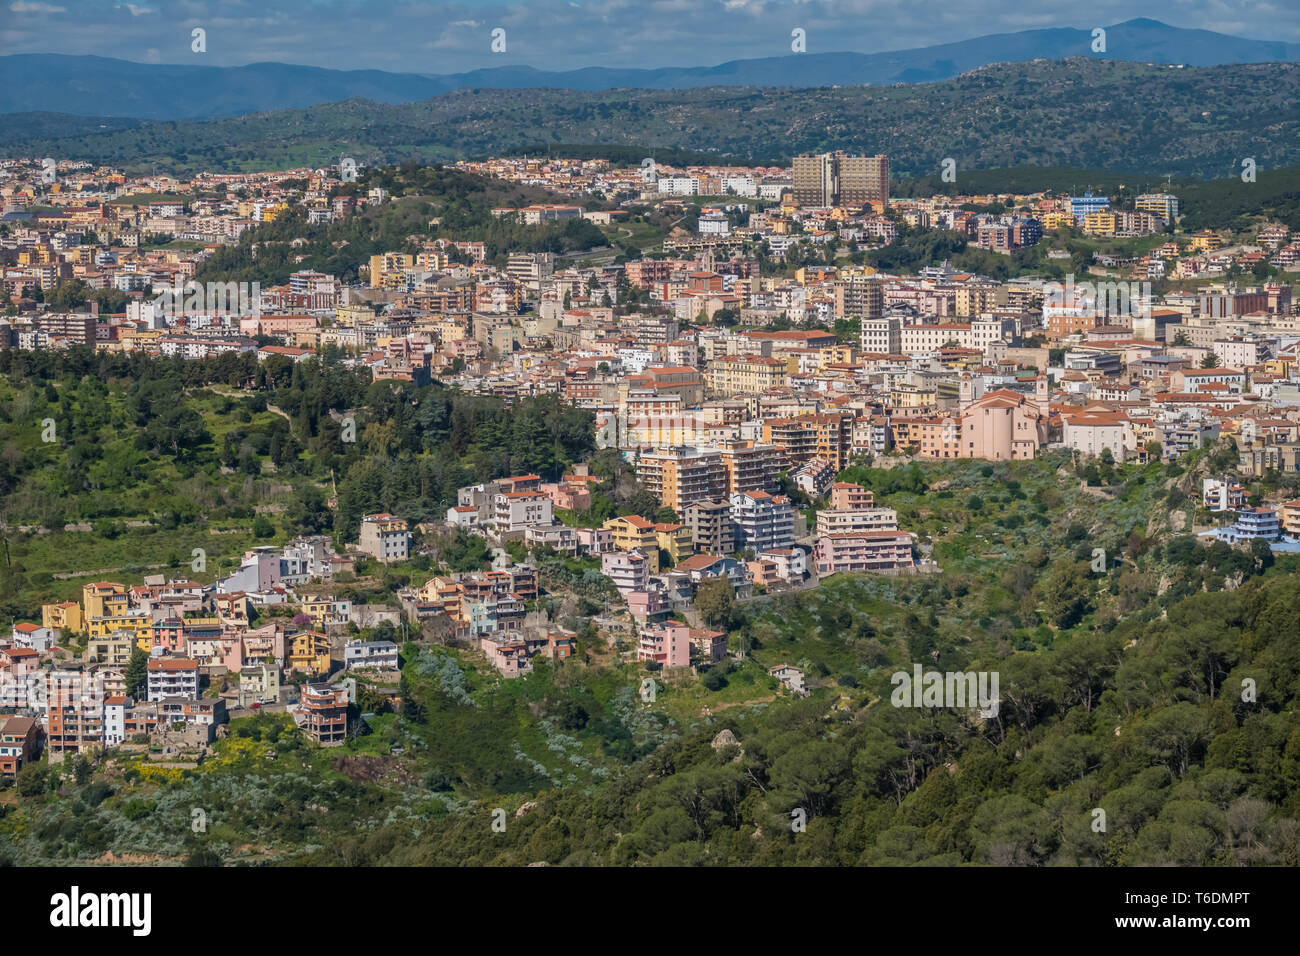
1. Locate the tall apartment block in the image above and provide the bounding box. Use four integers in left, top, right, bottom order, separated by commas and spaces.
793, 152, 889, 208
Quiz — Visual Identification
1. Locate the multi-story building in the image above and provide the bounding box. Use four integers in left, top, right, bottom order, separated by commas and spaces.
835, 272, 883, 319
357, 513, 410, 563
816, 505, 899, 536
1202, 477, 1246, 512
635, 447, 729, 514
813, 531, 915, 574
82, 581, 128, 624
715, 439, 782, 495
238, 664, 282, 708
298, 595, 353, 628
1135, 193, 1180, 224
730, 491, 796, 553
601, 549, 651, 596
297, 682, 348, 746
684, 499, 735, 555
637, 621, 693, 668
146, 657, 200, 702
791, 457, 837, 498
344, 640, 400, 670
84, 632, 135, 667
0, 717, 42, 778
655, 522, 694, 566
793, 152, 889, 208
43, 666, 105, 756
603, 515, 661, 570
829, 483, 873, 510
1280, 499, 1300, 536
860, 317, 901, 355
288, 631, 332, 676
705, 355, 790, 395
492, 491, 554, 533
762, 413, 854, 471
41, 601, 83, 635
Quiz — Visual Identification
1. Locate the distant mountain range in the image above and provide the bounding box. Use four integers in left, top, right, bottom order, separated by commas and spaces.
7, 60, 1300, 181
2, 19, 1299, 121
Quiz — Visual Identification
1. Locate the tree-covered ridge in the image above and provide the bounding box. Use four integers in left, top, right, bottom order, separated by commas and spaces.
10, 60, 1300, 179
0, 347, 595, 618
193, 165, 608, 286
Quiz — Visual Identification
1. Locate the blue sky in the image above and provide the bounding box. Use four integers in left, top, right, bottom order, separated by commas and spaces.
3, 0, 1297, 72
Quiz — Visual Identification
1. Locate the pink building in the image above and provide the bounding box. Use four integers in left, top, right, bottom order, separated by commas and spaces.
637, 622, 692, 668
627, 589, 671, 624
814, 531, 915, 575
576, 527, 614, 554
602, 550, 650, 595
481, 636, 532, 677
149, 618, 186, 654
540, 481, 592, 512
960, 389, 1049, 461
829, 482, 874, 510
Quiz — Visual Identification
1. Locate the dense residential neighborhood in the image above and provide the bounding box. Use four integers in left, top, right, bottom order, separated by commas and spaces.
4, 0, 1300, 888
4, 145, 1300, 776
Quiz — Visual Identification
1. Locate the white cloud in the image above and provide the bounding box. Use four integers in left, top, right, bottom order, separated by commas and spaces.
9, 1, 67, 13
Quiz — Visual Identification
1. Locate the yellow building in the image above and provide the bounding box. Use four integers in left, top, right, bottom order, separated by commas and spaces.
82, 582, 127, 627
1189, 231, 1223, 252
336, 303, 376, 326
87, 610, 151, 643
889, 384, 938, 409
367, 252, 416, 290
42, 601, 83, 635
118, 327, 167, 352
1083, 211, 1118, 236
1042, 211, 1074, 230
953, 285, 999, 318
654, 523, 694, 566
419, 576, 466, 622
289, 631, 332, 676
1264, 356, 1295, 378
705, 355, 792, 395
603, 515, 660, 572
299, 596, 351, 628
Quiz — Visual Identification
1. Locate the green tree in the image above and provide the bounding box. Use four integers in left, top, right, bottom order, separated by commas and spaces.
125, 646, 149, 698
1041, 560, 1094, 628
16, 762, 48, 798
695, 577, 735, 630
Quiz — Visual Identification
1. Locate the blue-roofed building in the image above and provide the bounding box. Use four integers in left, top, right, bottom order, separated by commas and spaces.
1069, 192, 1111, 220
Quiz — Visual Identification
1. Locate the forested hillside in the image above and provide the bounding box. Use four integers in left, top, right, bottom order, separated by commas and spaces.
10, 60, 1300, 179
0, 347, 595, 619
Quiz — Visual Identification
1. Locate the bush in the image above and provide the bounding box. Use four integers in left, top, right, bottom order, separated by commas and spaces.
701, 669, 728, 691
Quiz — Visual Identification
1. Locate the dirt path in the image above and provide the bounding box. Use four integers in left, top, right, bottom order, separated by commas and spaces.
204, 386, 291, 422
701, 694, 776, 716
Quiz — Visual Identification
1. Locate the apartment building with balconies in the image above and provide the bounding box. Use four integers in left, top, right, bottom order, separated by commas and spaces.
146, 657, 200, 702
729, 491, 796, 553
684, 499, 735, 555
813, 531, 915, 575
297, 682, 348, 746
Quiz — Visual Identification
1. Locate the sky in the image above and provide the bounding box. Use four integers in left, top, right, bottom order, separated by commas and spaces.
3, 0, 1297, 73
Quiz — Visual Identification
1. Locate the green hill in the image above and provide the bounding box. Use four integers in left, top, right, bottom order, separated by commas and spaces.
8, 60, 1300, 179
